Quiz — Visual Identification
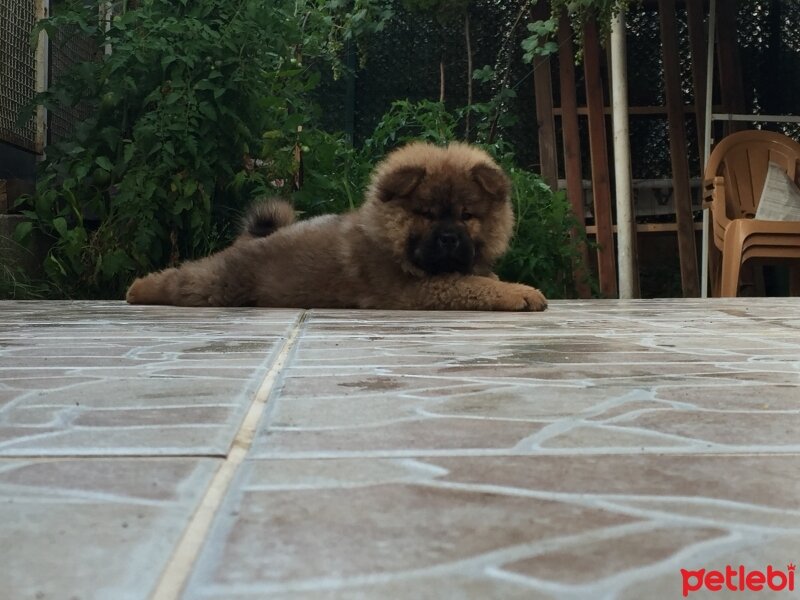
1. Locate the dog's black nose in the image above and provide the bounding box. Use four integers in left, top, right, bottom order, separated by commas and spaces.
437, 231, 460, 249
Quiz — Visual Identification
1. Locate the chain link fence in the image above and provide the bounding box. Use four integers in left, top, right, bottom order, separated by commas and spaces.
0, 0, 95, 153
48, 12, 96, 143
0, 0, 38, 151
3, 0, 800, 172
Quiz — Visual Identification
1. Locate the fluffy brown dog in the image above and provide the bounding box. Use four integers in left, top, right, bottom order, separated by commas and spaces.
126, 142, 547, 311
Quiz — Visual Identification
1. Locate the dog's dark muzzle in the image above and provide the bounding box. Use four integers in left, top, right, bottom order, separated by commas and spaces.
410, 224, 476, 275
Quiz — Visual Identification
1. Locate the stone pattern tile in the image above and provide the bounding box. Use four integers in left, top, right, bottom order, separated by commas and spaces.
0, 457, 218, 600
183, 455, 800, 599
253, 299, 800, 457
3, 299, 800, 600
185, 298, 800, 599
0, 302, 302, 455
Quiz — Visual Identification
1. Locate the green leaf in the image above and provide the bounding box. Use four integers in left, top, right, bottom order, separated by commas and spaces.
52, 217, 68, 238
14, 221, 33, 243
100, 249, 133, 277
95, 156, 113, 171
123, 143, 136, 164
184, 179, 198, 197
198, 102, 216, 121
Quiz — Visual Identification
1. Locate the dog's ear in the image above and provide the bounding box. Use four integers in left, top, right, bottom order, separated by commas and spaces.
471, 163, 510, 200
376, 166, 426, 202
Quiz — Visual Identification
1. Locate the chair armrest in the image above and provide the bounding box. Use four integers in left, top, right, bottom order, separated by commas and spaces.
702, 176, 724, 208
704, 176, 730, 230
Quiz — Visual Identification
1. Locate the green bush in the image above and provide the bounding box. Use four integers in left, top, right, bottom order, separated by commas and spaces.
16, 0, 390, 298
294, 99, 590, 299
15, 1, 590, 300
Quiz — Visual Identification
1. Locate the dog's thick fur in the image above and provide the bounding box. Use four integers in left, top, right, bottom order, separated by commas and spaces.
126, 142, 547, 311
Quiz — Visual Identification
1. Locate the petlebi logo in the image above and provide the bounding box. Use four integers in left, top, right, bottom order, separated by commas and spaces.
681, 563, 795, 596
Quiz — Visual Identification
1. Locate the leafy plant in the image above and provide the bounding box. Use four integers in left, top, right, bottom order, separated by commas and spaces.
16, 1, 592, 299
522, 0, 638, 62
0, 236, 53, 300
295, 99, 591, 298
293, 99, 458, 218
17, 0, 390, 298
497, 167, 589, 298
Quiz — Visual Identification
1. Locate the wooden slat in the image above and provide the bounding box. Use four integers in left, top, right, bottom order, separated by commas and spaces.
658, 0, 700, 297
685, 0, 707, 159
534, 57, 558, 188
553, 105, 698, 116
532, 1, 558, 189
558, 12, 591, 299
582, 19, 618, 298
585, 222, 704, 235
716, 0, 746, 136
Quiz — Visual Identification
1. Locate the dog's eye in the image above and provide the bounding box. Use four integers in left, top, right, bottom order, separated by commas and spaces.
461, 209, 474, 220
414, 209, 436, 220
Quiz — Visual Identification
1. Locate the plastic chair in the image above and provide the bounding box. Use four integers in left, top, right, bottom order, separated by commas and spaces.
702, 129, 800, 297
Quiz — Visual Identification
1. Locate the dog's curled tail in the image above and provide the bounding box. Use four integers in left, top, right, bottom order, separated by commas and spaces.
239, 198, 296, 240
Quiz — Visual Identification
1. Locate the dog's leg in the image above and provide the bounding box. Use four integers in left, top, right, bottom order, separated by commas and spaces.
126, 246, 253, 306
403, 275, 548, 312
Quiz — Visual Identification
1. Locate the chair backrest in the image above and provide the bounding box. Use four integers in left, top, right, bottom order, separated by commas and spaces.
704, 129, 800, 219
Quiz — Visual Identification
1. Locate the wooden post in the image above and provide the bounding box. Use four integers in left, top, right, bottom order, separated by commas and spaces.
686, 0, 708, 161
557, 13, 591, 298
532, 1, 557, 189
716, 0, 746, 136
658, 0, 700, 297
583, 19, 618, 298
534, 57, 558, 189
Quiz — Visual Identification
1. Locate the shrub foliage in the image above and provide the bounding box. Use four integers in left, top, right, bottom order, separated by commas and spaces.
14, 0, 591, 300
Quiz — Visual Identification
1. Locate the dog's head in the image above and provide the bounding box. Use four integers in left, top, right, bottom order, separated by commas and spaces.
362, 142, 514, 277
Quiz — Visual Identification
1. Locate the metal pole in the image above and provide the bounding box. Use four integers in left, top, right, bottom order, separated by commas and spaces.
701, 0, 716, 298
611, 10, 635, 298
34, 0, 50, 156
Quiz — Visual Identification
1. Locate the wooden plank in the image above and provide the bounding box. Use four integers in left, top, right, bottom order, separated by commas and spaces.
582, 19, 618, 298
554, 105, 698, 116
716, 0, 746, 136
532, 1, 558, 190
534, 56, 558, 189
557, 12, 591, 299
585, 222, 704, 235
658, 0, 700, 297
685, 0, 707, 159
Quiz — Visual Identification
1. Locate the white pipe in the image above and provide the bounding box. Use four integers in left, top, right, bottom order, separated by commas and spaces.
611, 10, 635, 299
101, 1, 113, 55
701, 0, 716, 298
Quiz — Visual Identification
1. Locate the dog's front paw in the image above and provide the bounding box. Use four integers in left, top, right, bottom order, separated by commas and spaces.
495, 283, 548, 312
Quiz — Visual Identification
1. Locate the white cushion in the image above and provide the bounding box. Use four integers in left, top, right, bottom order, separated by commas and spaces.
755, 161, 800, 221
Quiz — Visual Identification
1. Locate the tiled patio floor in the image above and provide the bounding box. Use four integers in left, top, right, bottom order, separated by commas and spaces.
1, 298, 799, 599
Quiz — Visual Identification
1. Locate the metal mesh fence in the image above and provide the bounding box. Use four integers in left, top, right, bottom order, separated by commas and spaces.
0, 0, 38, 151
321, 0, 800, 185
3, 0, 800, 170
320, 0, 543, 168
48, 17, 97, 143
738, 0, 800, 139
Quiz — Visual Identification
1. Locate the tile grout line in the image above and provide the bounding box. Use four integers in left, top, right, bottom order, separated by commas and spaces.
150, 311, 308, 600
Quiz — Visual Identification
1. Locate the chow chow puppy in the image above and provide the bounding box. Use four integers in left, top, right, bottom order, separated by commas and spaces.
126, 142, 547, 311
